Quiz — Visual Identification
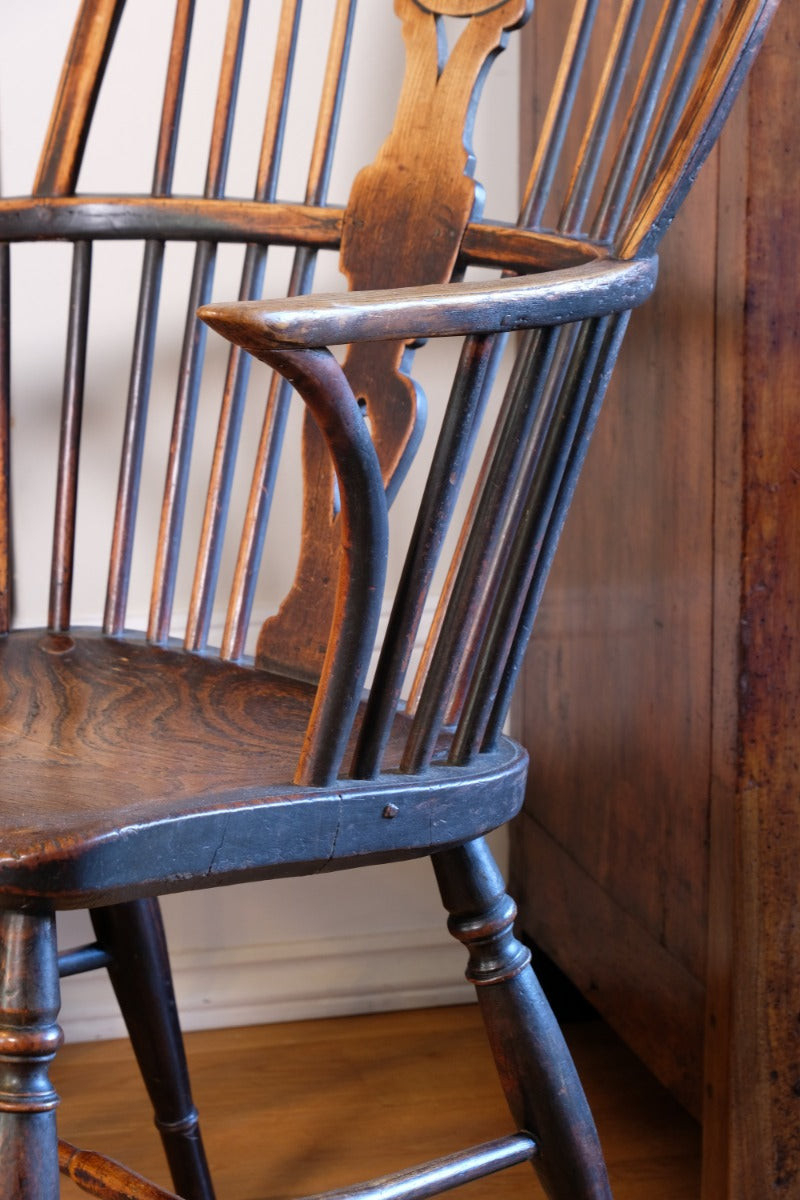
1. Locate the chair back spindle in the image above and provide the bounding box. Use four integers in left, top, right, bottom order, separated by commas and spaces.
49, 239, 92, 633
220, 0, 358, 663
0, 5, 782, 1198
185, 0, 304, 653
147, 0, 250, 645
105, 0, 195, 636
0, 0, 781, 786
254, 0, 532, 683
33, 0, 127, 201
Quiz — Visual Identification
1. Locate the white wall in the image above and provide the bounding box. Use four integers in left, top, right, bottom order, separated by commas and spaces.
0, 2, 520, 1043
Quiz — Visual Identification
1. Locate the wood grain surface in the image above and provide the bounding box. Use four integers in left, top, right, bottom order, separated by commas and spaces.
702, 1, 800, 1193
0, 631, 526, 906
0, 1, 782, 1196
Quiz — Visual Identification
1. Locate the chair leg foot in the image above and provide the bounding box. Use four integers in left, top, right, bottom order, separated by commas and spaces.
91, 898, 215, 1200
0, 908, 62, 1200
432, 837, 612, 1200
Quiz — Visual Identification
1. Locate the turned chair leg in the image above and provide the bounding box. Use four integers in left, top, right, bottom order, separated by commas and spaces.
91, 898, 215, 1200
432, 837, 612, 1200
0, 908, 62, 1200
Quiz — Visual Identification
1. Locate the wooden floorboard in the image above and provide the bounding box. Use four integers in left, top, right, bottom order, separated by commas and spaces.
53, 1004, 700, 1199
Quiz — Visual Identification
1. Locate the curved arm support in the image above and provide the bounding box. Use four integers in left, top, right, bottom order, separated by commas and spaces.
197, 255, 657, 352
218, 343, 387, 788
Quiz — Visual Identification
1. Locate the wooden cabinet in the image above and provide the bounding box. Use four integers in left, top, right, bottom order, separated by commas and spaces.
511, 4, 800, 1195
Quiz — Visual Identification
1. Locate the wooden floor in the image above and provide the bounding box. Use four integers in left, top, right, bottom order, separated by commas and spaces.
54, 1005, 700, 1200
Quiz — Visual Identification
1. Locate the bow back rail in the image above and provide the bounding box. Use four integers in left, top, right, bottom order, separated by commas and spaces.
0, 0, 780, 817
198, 0, 780, 784
0, 0, 781, 815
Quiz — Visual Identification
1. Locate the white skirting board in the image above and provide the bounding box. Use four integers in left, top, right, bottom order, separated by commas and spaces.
58, 928, 474, 1045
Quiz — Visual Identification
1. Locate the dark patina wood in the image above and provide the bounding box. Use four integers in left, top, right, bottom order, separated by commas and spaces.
59, 1139, 184, 1200
0, 632, 526, 906
0, 911, 62, 1200
58, 1131, 538, 1200
89, 901, 213, 1200
253, 0, 533, 683
703, 10, 800, 1191
433, 837, 609, 1199
0, 1, 783, 1198
513, 1, 795, 1196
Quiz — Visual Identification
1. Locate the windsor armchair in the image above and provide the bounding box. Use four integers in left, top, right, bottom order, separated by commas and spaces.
0, 2, 780, 1200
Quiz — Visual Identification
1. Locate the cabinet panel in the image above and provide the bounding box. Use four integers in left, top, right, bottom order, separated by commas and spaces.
514, 3, 800, 1195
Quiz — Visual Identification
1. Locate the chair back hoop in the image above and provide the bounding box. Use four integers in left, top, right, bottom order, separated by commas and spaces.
0, 0, 781, 785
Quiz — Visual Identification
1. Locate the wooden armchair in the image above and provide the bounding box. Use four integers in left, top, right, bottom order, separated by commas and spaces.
0, 2, 779, 1199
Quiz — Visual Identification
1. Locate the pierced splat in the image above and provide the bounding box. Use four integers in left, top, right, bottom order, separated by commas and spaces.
256, 0, 532, 679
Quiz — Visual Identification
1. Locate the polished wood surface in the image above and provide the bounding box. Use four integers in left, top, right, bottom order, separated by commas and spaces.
514, 1, 798, 1196
251, 0, 534, 684
0, 911, 62, 1200
4, 3, 623, 1193
54, 1007, 700, 1200
703, 4, 800, 1193
515, 9, 719, 1093
0, 1, 781, 1196
0, 631, 523, 905
198, 259, 657, 350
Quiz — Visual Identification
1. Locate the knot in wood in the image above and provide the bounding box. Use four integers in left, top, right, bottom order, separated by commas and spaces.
38, 633, 75, 655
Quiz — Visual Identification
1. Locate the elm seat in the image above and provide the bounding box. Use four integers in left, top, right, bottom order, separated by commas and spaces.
0, 631, 525, 905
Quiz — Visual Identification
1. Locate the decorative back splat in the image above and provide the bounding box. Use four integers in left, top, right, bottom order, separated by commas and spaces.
255, 0, 532, 678
0, 0, 779, 767
0, 5, 783, 1200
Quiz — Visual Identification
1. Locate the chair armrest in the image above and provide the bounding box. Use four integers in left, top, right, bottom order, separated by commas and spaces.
196, 254, 656, 787
197, 256, 658, 353
248, 345, 388, 788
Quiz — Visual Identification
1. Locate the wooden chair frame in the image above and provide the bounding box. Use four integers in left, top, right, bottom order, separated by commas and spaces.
0, 2, 781, 1198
